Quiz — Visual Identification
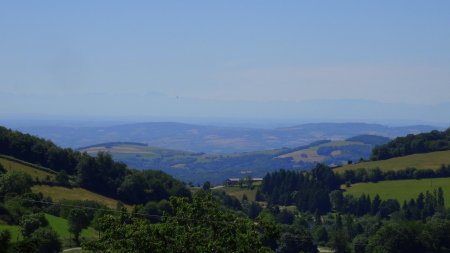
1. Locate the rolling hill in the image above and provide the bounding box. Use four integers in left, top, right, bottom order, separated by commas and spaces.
79, 136, 389, 184
14, 122, 435, 153
31, 185, 130, 210
0, 155, 127, 209
277, 138, 381, 167
334, 150, 450, 173
0, 155, 56, 181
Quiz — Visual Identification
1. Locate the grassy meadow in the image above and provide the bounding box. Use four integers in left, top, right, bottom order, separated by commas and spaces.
0, 214, 97, 246
335, 150, 450, 173
343, 177, 450, 207
32, 185, 130, 210
45, 214, 97, 241
0, 224, 22, 242
213, 186, 258, 202
0, 156, 55, 181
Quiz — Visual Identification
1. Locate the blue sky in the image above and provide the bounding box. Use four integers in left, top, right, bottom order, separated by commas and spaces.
1, 1, 450, 123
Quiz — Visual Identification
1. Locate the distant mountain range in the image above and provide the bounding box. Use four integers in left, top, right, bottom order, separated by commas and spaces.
15, 122, 437, 153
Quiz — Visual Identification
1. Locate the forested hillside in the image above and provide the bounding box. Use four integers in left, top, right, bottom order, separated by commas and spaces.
372, 128, 450, 160
255, 164, 450, 252
0, 126, 190, 205
260, 165, 339, 213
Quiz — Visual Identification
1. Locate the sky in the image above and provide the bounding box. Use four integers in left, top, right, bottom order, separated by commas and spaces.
1, 1, 450, 124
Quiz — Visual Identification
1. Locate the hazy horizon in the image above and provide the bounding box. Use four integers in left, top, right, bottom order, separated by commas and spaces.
1, 1, 450, 124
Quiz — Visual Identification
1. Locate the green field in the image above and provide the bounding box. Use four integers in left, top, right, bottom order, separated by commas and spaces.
45, 214, 97, 241
0, 224, 22, 242
213, 186, 258, 202
335, 150, 450, 173
343, 177, 450, 207
0, 214, 97, 245
0, 156, 55, 181
32, 185, 130, 210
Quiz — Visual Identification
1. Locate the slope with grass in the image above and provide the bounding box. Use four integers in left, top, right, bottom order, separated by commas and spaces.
335, 150, 450, 173
0, 155, 55, 181
0, 214, 97, 244
45, 214, 97, 242
0, 155, 127, 209
0, 155, 130, 211
213, 186, 258, 202
342, 177, 450, 207
277, 140, 373, 165
0, 224, 21, 242
31, 185, 130, 210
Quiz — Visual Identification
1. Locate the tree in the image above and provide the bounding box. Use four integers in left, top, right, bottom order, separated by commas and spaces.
256, 210, 280, 250
366, 221, 424, 253
19, 213, 49, 238
371, 195, 381, 215
0, 171, 33, 198
328, 214, 349, 253
55, 170, 70, 186
68, 209, 90, 244
437, 187, 445, 211
141, 201, 161, 223
276, 209, 294, 225
202, 181, 211, 191
329, 227, 349, 253
248, 202, 262, 219
77, 152, 128, 198
84, 193, 272, 252
351, 235, 368, 253
276, 231, 318, 253
329, 190, 344, 213
0, 230, 11, 253
255, 189, 264, 201
312, 225, 328, 245
0, 163, 6, 174
11, 227, 62, 253
29, 227, 62, 253
378, 199, 400, 218
117, 173, 148, 204
420, 218, 450, 252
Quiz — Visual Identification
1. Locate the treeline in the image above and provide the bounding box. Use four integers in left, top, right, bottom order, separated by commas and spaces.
340, 164, 450, 185
259, 164, 450, 216
372, 128, 450, 160
259, 165, 340, 214
0, 126, 190, 205
330, 188, 445, 219
310, 211, 450, 253
0, 126, 79, 174
316, 189, 448, 253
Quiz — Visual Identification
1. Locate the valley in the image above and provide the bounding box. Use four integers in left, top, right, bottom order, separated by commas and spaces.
15, 122, 434, 153
78, 136, 387, 184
